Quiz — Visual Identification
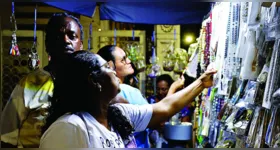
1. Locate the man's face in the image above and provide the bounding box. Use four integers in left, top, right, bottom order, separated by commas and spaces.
55, 17, 83, 54
112, 47, 134, 79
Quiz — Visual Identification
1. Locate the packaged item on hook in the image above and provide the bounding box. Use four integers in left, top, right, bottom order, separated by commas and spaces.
263, 3, 279, 41
218, 102, 229, 121
220, 103, 233, 123
257, 64, 269, 83
254, 108, 270, 148
239, 30, 259, 80
272, 88, 280, 105
215, 131, 236, 148
241, 80, 258, 104
262, 39, 280, 109
246, 106, 261, 147
253, 82, 266, 105
256, 27, 265, 51
208, 120, 215, 147
210, 120, 221, 147
270, 105, 280, 147
273, 133, 280, 148
230, 80, 248, 105
235, 135, 247, 148
232, 106, 254, 136
265, 106, 278, 147
266, 22, 278, 40
200, 98, 211, 137
247, 2, 262, 26
225, 106, 240, 131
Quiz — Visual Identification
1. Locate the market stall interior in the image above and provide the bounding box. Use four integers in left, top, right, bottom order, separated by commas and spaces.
1, 1, 280, 148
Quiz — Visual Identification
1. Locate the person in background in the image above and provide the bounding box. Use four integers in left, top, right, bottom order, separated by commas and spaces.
148, 74, 194, 122
148, 74, 191, 147
97, 45, 149, 105
0, 12, 84, 148
148, 74, 174, 104
39, 50, 217, 148
97, 45, 184, 148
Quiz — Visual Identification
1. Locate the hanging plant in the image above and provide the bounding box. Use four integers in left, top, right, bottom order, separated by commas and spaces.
173, 48, 188, 74
163, 41, 176, 71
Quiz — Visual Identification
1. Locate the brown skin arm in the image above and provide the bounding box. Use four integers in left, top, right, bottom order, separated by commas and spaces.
166, 75, 185, 96
148, 69, 217, 128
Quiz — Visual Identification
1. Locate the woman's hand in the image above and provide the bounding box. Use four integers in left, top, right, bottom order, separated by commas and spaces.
169, 75, 185, 93
198, 68, 217, 88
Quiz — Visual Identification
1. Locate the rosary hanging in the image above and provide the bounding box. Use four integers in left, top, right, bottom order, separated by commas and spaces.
28, 6, 40, 70
9, 2, 20, 56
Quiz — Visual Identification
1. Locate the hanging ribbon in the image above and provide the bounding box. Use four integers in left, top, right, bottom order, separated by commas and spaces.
151, 31, 156, 64
132, 29, 135, 41
174, 29, 176, 41
148, 31, 160, 79
114, 28, 117, 45
152, 30, 155, 42
9, 2, 20, 56
88, 22, 92, 50
34, 7, 37, 42
12, 1, 14, 14
28, 6, 40, 70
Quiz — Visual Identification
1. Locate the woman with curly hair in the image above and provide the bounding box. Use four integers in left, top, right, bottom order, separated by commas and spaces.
40, 51, 216, 148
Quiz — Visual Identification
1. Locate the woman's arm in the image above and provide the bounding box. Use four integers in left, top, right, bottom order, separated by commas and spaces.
148, 69, 216, 128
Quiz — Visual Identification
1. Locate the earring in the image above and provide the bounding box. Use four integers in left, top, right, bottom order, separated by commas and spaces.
97, 83, 102, 92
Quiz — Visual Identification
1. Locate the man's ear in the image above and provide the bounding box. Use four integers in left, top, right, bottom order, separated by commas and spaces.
80, 41, 83, 50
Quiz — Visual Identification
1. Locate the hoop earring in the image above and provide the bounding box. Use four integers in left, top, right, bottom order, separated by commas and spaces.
97, 83, 102, 92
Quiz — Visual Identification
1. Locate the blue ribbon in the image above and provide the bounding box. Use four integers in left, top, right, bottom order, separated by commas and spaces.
132, 29, 135, 41
114, 28, 116, 45
34, 6, 37, 43
88, 22, 92, 50
12, 2, 15, 14
152, 31, 155, 42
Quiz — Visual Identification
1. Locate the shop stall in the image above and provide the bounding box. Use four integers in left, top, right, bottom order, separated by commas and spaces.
1, 1, 280, 148
188, 2, 280, 148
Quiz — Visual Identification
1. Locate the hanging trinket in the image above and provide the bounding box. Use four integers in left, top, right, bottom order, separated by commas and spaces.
9, 2, 20, 56
29, 43, 40, 70
147, 31, 160, 78
28, 6, 40, 70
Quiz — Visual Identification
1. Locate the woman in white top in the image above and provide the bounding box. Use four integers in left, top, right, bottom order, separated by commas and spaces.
40, 51, 216, 148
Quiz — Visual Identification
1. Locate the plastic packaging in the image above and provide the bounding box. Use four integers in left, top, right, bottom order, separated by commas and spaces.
246, 106, 261, 147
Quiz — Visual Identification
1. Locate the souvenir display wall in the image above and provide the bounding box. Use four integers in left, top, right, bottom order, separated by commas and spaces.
188, 2, 280, 148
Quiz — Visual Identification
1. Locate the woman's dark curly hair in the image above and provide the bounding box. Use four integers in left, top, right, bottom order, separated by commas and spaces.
42, 51, 134, 142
